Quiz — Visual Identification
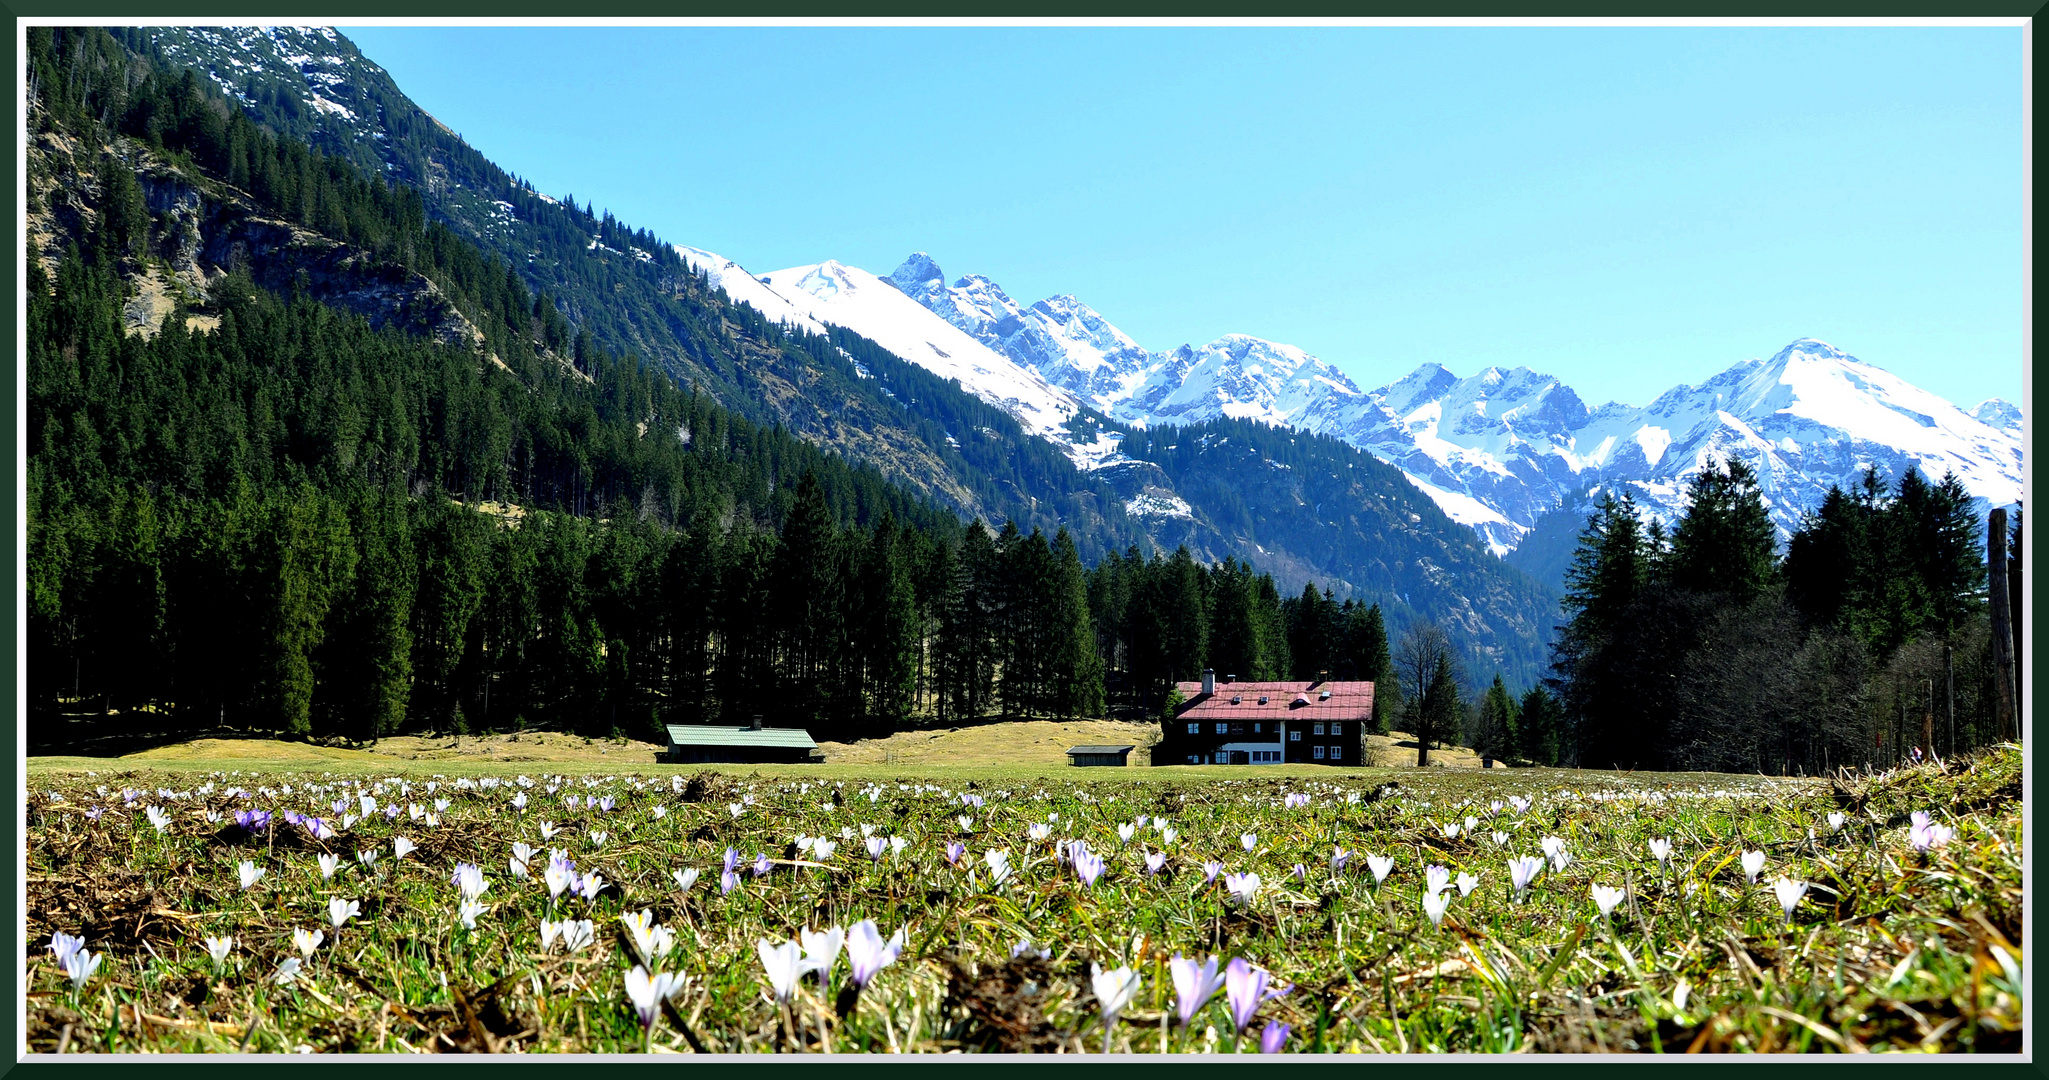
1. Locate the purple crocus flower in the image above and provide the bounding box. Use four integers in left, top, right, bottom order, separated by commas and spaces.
84, 807, 105, 822
722, 848, 740, 875
1145, 852, 1167, 876
752, 852, 773, 877
1072, 842, 1105, 887
845, 920, 906, 988
1169, 954, 1226, 1026
944, 841, 966, 866
1292, 863, 1307, 881
1330, 846, 1352, 872
49, 931, 84, 970
1223, 957, 1289, 1033
865, 835, 888, 861
384, 805, 401, 820
1260, 1020, 1291, 1053
599, 796, 617, 813
1203, 861, 1225, 885
720, 870, 740, 896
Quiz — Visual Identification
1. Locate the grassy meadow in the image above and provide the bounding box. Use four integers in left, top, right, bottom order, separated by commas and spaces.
21, 740, 2023, 1055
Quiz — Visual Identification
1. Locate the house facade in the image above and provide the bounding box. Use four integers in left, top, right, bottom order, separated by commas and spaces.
1157, 670, 1374, 766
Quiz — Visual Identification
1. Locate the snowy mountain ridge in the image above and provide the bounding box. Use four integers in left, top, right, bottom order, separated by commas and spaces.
876, 254, 2021, 555
684, 245, 2022, 557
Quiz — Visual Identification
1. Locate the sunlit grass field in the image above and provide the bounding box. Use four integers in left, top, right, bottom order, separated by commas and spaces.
22, 744, 2022, 1054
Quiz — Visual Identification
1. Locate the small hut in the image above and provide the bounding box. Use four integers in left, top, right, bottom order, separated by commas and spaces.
1065, 744, 1136, 767
663, 720, 820, 764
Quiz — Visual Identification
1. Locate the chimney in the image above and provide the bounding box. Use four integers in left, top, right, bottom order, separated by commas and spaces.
750, 714, 763, 731
1201, 669, 1215, 696
1316, 669, 1329, 687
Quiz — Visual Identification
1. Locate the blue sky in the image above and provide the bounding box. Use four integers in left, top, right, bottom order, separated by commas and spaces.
349, 25, 2024, 410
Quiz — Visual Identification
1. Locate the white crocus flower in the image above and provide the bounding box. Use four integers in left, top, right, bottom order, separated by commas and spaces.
1591, 884, 1626, 917
238, 861, 265, 890
317, 853, 342, 879
293, 928, 324, 958
1740, 850, 1766, 884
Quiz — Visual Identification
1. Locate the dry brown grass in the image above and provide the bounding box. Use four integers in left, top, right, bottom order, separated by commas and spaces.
815, 720, 1162, 768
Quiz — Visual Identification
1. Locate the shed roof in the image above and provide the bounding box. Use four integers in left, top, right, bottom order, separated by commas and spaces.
1066, 745, 1135, 755
664, 725, 818, 750
1174, 679, 1374, 721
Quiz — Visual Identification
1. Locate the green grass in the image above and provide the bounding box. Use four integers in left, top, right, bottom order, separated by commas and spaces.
22, 746, 2023, 1054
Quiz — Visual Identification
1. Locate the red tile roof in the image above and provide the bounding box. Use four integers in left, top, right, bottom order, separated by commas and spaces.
1174, 680, 1374, 721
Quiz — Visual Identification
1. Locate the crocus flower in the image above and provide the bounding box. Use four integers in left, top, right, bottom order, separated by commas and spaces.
538, 821, 562, 840
1740, 850, 1766, 884
509, 857, 530, 880
957, 815, 975, 833
672, 868, 700, 891
1240, 833, 1258, 852
237, 861, 265, 890
327, 898, 360, 928
317, 853, 342, 880
204, 935, 234, 969
1260, 1020, 1291, 1053
1772, 877, 1808, 925
1117, 822, 1137, 843
1541, 836, 1566, 859
452, 863, 489, 900
273, 957, 303, 985
799, 925, 844, 983
945, 841, 967, 866
1091, 963, 1140, 1027
1648, 839, 1672, 864
1284, 793, 1310, 810
1591, 884, 1626, 917
1424, 865, 1451, 897
1012, 937, 1048, 960
720, 870, 741, 895
1456, 872, 1479, 897
1826, 812, 1846, 832
723, 848, 741, 875
561, 919, 596, 952
759, 939, 805, 1003
1366, 854, 1394, 885
1422, 889, 1450, 926
539, 920, 565, 952
1491, 831, 1510, 846
983, 848, 1014, 887
1223, 872, 1261, 905
48, 932, 84, 970
1028, 823, 1052, 842
1908, 812, 1955, 851
1160, 827, 1179, 845
1330, 847, 1353, 872
1145, 852, 1168, 876
357, 848, 380, 868
1223, 957, 1287, 1033
845, 920, 906, 988
359, 795, 377, 817
145, 805, 172, 833
392, 837, 417, 860
293, 928, 324, 957
624, 965, 683, 1030
812, 839, 838, 860
588, 830, 609, 849
624, 910, 667, 960
1203, 861, 1225, 885
457, 899, 488, 930
1073, 844, 1106, 887
728, 803, 745, 819
1170, 954, 1227, 1026
753, 852, 774, 877
576, 873, 606, 901
1509, 855, 1544, 897
1548, 848, 1573, 874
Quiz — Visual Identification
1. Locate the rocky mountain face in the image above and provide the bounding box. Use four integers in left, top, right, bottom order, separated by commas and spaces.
27, 127, 487, 354
883, 254, 2023, 557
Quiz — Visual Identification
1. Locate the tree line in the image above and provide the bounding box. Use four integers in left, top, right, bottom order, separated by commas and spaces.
1539, 458, 2013, 774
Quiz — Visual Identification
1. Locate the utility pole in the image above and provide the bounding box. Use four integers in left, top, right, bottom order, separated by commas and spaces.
1989, 508, 2018, 743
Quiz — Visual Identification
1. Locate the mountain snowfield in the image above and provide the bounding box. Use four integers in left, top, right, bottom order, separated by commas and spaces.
684, 246, 2022, 555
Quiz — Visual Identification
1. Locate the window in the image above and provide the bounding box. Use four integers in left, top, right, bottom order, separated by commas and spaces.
1230, 722, 1244, 735
1314, 746, 1326, 760
1330, 722, 1343, 737
1187, 722, 1200, 734
1290, 730, 1301, 741
1188, 754, 1201, 764
1252, 723, 1261, 733
1313, 722, 1325, 735
1215, 722, 1229, 734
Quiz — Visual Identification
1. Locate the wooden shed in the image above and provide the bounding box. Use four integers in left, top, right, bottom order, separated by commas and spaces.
664, 723, 820, 764
1065, 744, 1136, 767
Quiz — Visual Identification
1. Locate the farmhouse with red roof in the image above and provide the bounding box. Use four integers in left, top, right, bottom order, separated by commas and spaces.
1159, 669, 1374, 766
